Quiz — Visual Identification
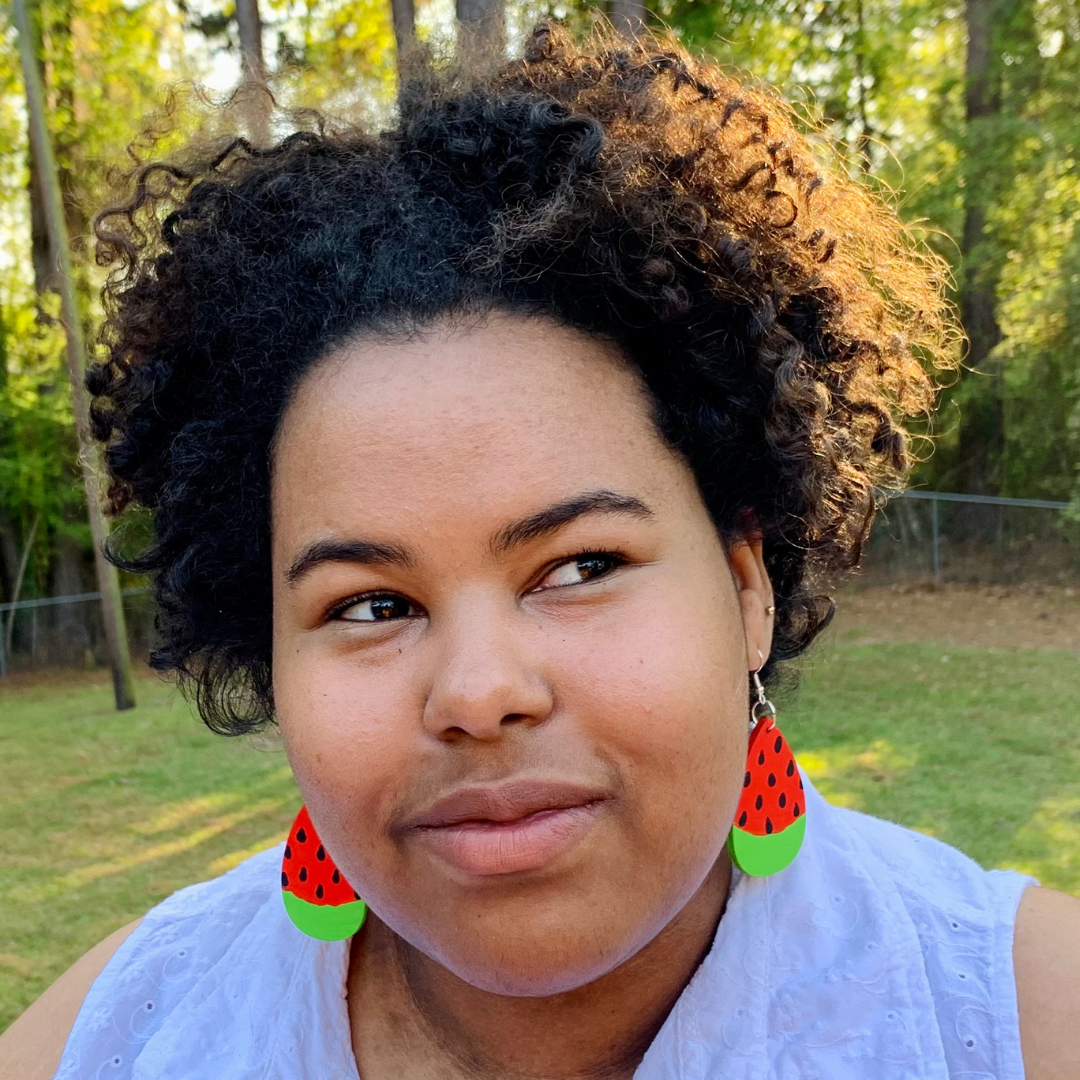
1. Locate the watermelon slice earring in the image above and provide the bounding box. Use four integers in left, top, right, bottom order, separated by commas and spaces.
281, 806, 367, 940
727, 669, 806, 876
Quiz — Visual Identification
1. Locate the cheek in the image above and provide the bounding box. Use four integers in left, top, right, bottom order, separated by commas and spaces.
273, 644, 419, 877
560, 585, 749, 847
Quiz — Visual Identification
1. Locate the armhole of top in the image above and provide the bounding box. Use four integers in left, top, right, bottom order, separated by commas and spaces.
0, 919, 142, 1080
989, 871, 1039, 1080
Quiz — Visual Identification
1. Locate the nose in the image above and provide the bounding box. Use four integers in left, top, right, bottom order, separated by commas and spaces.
421, 595, 554, 742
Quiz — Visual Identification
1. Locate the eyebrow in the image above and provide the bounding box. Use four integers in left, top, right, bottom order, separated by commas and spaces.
284, 489, 654, 585
488, 490, 654, 556
285, 538, 416, 584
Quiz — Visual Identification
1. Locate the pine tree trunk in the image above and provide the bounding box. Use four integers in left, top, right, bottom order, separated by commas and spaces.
50, 532, 91, 665
610, 0, 648, 37
391, 0, 415, 83
456, 0, 503, 58
956, 0, 1005, 500
13, 0, 136, 708
235, 0, 269, 145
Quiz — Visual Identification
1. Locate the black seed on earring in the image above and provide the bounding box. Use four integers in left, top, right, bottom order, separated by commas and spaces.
353, 891, 361, 901
316, 845, 325, 861
281, 872, 288, 888
774, 736, 782, 754
738, 811, 747, 827
765, 817, 774, 834
755, 794, 763, 811
757, 751, 765, 766
793, 802, 801, 817
284, 845, 292, 860
786, 760, 795, 777
298, 866, 307, 883
316, 884, 324, 900
799, 778, 804, 789
779, 793, 787, 808
768, 773, 776, 787
332, 869, 340, 884
743, 771, 751, 787
296, 827, 307, 844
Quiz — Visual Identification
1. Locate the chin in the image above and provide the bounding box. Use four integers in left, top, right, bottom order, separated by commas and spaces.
446, 949, 627, 998
424, 918, 648, 998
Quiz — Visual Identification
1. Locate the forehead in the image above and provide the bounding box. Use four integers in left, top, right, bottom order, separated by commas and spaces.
268, 313, 678, 531
270, 314, 686, 547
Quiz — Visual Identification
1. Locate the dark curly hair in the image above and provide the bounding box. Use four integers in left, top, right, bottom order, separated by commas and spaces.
88, 23, 954, 735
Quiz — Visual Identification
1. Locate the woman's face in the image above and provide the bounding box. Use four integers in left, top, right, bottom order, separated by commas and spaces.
271, 313, 773, 995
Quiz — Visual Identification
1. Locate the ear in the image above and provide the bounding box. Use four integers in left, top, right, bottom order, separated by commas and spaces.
728, 537, 774, 673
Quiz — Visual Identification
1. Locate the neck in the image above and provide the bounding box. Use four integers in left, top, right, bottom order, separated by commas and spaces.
347, 855, 731, 1080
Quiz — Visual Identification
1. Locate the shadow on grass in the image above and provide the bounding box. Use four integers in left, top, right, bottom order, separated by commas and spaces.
0, 676, 298, 1032
793, 642, 1080, 895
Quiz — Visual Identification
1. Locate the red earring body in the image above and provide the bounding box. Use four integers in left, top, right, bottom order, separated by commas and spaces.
281, 806, 367, 940
727, 714, 806, 876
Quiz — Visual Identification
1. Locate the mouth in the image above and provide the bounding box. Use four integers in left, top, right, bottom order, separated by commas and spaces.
404, 780, 611, 877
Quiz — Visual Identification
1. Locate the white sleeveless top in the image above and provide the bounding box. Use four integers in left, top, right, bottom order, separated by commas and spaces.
55, 776, 1035, 1079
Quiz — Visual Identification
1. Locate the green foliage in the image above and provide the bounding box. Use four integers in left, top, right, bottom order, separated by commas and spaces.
0, 298, 84, 595
659, 0, 1080, 502
4, 0, 1080, 608
0, 0, 398, 604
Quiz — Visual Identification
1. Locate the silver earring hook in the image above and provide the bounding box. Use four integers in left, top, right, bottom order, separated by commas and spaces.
751, 669, 775, 723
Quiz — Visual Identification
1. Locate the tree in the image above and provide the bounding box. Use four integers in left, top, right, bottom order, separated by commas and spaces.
610, 0, 647, 36
390, 0, 415, 74
457, 0, 503, 56
951, 0, 1035, 498
13, 0, 135, 708
660, 0, 1080, 504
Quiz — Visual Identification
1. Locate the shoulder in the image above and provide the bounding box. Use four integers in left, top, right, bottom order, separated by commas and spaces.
0, 920, 141, 1080
830, 801, 1033, 922
1, 844, 285, 1080
1014, 886, 1080, 1080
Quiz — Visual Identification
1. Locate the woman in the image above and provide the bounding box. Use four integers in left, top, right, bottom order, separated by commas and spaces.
4, 23, 1078, 1079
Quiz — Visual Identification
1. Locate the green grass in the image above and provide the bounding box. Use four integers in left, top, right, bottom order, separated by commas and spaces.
794, 643, 1080, 893
2, 642, 1080, 1033
0, 675, 299, 1034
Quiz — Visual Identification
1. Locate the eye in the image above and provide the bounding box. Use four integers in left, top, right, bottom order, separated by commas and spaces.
536, 551, 625, 591
335, 594, 418, 622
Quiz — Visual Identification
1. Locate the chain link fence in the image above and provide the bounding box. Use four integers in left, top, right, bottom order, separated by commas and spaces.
3, 491, 1079, 679
863, 491, 1080, 588
0, 587, 155, 680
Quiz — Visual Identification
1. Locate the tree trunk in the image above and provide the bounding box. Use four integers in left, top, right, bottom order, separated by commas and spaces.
235, 0, 265, 83
610, 0, 648, 37
49, 532, 91, 664
0, 317, 15, 605
0, 513, 19, 602
235, 0, 270, 145
391, 0, 415, 75
14, 0, 136, 709
24, 0, 57, 299
456, 0, 503, 58
2, 514, 38, 663
955, 0, 1005, 499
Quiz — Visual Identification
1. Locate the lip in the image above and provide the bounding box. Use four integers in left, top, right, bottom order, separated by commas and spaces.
404, 779, 611, 877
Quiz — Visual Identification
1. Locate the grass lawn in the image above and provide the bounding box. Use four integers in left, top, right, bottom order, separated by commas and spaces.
3, 640, 1080, 1033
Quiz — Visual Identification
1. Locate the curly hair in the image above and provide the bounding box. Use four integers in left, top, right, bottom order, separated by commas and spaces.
88, 23, 954, 735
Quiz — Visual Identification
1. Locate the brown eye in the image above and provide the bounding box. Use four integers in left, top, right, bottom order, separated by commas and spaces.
537, 552, 623, 590
339, 595, 416, 622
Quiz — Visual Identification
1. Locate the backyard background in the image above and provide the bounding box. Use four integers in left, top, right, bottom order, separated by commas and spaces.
4, 0, 1080, 1039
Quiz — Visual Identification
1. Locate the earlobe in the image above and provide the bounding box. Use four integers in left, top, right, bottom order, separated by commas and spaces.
728, 538, 775, 671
